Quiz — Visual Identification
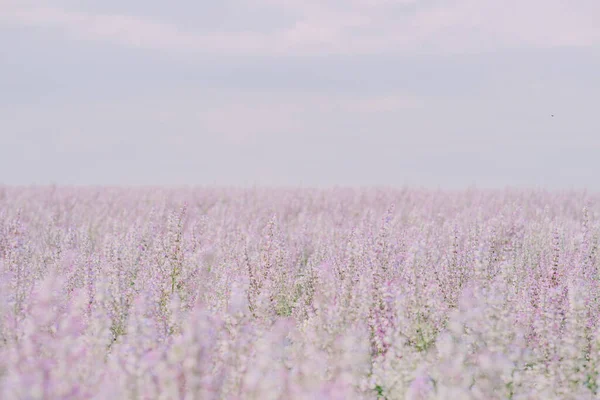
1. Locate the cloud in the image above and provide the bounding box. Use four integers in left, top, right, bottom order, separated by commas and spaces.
0, 88, 423, 150
0, 6, 269, 53
1, 1, 600, 55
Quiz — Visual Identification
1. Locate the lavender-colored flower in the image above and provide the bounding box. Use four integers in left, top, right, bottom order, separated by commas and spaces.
0, 187, 599, 399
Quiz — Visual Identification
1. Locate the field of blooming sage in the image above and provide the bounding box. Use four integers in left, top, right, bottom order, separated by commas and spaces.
1, 186, 599, 399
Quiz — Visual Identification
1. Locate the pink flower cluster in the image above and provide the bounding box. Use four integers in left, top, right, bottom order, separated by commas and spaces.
0, 186, 599, 399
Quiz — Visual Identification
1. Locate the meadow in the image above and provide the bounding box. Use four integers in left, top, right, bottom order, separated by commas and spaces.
1, 186, 599, 399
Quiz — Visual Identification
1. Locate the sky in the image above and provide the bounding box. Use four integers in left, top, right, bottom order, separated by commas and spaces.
1, 0, 600, 188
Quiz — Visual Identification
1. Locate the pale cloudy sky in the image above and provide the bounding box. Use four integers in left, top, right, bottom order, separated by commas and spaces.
1, 1, 599, 188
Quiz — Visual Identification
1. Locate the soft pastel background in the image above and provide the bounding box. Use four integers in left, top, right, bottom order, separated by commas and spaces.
1, 1, 599, 188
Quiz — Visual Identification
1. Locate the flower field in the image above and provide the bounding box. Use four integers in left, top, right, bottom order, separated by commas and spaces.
1, 186, 599, 399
